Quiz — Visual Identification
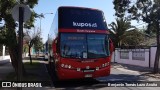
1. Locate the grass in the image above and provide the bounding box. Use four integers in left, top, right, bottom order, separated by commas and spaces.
5, 72, 40, 81
24, 60, 40, 69
4, 60, 41, 81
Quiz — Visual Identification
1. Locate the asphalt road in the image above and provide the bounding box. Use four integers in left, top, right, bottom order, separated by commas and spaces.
45, 62, 160, 90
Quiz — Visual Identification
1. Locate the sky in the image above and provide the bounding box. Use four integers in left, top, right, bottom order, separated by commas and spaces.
33, 0, 144, 43
33, 0, 115, 43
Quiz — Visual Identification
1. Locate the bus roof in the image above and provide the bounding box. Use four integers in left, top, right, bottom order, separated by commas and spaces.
58, 6, 103, 12
58, 6, 108, 31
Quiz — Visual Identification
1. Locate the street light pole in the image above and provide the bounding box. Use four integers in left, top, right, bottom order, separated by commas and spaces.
37, 13, 53, 55
17, 6, 24, 90
39, 15, 42, 32
39, 13, 53, 32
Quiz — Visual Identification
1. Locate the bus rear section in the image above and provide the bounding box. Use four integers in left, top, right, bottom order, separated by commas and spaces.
48, 6, 114, 80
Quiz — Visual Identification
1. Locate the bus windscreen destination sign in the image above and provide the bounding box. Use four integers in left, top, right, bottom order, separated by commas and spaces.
58, 7, 108, 30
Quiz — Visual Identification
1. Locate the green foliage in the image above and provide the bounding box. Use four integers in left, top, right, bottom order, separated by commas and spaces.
0, 44, 2, 55
24, 61, 40, 69
23, 44, 29, 53
34, 37, 43, 52
109, 18, 134, 47
113, 0, 160, 73
109, 18, 145, 47
0, 27, 6, 44
0, 0, 17, 46
0, 0, 39, 46
133, 0, 159, 34
113, 0, 131, 18
24, 12, 36, 29
113, 0, 160, 34
0, 0, 39, 74
24, 28, 41, 49
25, 0, 38, 8
112, 0, 159, 46
121, 30, 145, 46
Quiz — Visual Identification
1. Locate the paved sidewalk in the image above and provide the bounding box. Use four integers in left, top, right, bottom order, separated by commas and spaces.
0, 59, 11, 66
0, 58, 54, 90
112, 62, 160, 79
1, 59, 160, 90
0, 59, 14, 81
111, 63, 152, 72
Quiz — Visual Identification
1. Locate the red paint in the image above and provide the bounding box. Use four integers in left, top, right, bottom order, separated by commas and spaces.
52, 56, 112, 80
57, 66, 110, 80
49, 28, 114, 80
59, 29, 110, 34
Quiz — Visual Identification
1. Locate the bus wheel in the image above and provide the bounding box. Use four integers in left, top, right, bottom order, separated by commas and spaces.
51, 70, 60, 85
50, 63, 59, 84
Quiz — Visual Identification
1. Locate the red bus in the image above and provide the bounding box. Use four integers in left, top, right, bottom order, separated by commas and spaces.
48, 6, 114, 80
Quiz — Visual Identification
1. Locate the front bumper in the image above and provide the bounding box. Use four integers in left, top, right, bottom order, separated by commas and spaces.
56, 66, 110, 80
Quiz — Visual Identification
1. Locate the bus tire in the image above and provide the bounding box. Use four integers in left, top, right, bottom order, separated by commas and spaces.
50, 62, 59, 84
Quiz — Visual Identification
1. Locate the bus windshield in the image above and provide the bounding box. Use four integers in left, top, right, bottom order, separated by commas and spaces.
60, 33, 110, 59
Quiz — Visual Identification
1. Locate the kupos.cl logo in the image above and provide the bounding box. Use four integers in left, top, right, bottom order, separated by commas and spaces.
73, 22, 97, 28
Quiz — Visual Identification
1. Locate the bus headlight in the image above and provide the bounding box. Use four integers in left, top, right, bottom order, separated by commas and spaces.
65, 65, 68, 68
77, 68, 81, 71
102, 64, 105, 67
107, 62, 110, 66
96, 67, 99, 70
61, 64, 72, 69
68, 65, 71, 69
101, 62, 110, 68
61, 64, 64, 67
105, 63, 108, 66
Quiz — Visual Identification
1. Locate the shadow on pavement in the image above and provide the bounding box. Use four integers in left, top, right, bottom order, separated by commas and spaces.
45, 63, 150, 89
48, 74, 149, 90
22, 57, 158, 89
98, 74, 148, 82
53, 79, 99, 88
112, 62, 153, 73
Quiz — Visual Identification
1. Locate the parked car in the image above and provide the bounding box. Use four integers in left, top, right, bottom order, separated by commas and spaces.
44, 53, 48, 61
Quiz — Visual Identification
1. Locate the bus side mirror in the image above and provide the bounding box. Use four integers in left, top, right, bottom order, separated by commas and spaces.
109, 39, 114, 54
53, 39, 57, 54
82, 51, 87, 59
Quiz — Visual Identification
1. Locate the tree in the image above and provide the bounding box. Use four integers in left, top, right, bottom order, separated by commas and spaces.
109, 18, 134, 47
121, 30, 145, 46
111, 0, 138, 47
0, 0, 38, 76
23, 44, 29, 57
113, 0, 160, 73
34, 36, 43, 56
24, 27, 41, 64
113, 0, 131, 19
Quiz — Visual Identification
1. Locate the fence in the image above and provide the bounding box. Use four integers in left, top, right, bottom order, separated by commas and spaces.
0, 45, 10, 61
111, 46, 160, 68
1, 45, 160, 68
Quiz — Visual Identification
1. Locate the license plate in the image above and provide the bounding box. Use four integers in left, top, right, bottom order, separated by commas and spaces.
85, 74, 92, 78
83, 70, 94, 72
